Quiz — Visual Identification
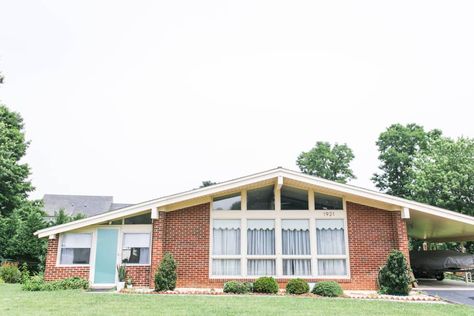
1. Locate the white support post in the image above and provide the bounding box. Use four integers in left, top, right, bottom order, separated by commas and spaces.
151, 207, 159, 219
401, 207, 410, 219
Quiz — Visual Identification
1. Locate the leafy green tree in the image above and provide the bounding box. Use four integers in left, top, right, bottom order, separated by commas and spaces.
50, 209, 86, 226
297, 142, 355, 183
0, 201, 47, 269
372, 123, 442, 198
0, 105, 34, 216
409, 137, 474, 216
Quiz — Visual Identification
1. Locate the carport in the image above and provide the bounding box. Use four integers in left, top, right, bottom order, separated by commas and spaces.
405, 207, 474, 306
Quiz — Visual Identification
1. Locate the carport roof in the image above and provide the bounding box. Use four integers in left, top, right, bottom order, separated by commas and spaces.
34, 167, 474, 241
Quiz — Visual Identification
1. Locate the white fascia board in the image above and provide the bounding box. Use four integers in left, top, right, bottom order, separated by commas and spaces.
35, 167, 474, 238
280, 169, 474, 225
35, 168, 282, 238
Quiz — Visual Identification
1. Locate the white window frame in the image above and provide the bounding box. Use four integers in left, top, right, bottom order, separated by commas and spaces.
246, 219, 276, 277
121, 231, 152, 266
210, 186, 350, 279
56, 230, 94, 267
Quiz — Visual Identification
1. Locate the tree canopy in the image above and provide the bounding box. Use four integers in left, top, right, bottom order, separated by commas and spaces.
409, 137, 474, 216
372, 123, 442, 198
0, 105, 34, 216
296, 142, 355, 183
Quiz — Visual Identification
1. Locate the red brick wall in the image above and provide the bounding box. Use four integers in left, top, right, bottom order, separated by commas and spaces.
345, 202, 408, 289
125, 265, 150, 287
44, 236, 90, 281
149, 213, 166, 288
163, 204, 210, 288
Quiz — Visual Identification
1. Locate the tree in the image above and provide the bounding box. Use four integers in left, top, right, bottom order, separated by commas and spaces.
296, 142, 355, 183
409, 137, 474, 216
0, 201, 48, 269
372, 123, 442, 198
200, 181, 216, 188
0, 105, 34, 216
50, 209, 86, 226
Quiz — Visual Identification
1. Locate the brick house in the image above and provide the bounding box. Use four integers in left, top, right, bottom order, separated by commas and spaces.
35, 168, 474, 290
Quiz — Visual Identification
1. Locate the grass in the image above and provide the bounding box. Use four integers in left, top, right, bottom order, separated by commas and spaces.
0, 284, 472, 316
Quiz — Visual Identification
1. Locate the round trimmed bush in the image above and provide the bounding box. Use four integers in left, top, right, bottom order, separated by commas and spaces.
286, 278, 309, 295
253, 277, 279, 294
311, 281, 343, 297
223, 281, 251, 294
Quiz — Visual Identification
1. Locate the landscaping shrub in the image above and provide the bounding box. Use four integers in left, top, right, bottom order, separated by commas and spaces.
22, 276, 89, 291
22, 275, 48, 291
311, 281, 343, 297
20, 263, 29, 284
59, 277, 89, 290
0, 262, 21, 283
286, 278, 309, 295
253, 277, 279, 294
378, 250, 411, 295
154, 253, 177, 291
223, 281, 252, 294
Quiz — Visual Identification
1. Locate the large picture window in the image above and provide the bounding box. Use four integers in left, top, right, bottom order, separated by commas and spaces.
212, 220, 241, 275
247, 186, 275, 210
281, 186, 308, 210
60, 233, 92, 265
213, 193, 241, 211
316, 219, 347, 276
210, 185, 349, 278
315, 193, 343, 210
282, 220, 311, 275
247, 220, 275, 275
122, 233, 150, 264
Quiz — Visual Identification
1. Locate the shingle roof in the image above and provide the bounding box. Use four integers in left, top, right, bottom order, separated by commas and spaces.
42, 194, 132, 217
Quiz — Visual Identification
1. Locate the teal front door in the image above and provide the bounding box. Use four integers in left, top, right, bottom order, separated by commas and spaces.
94, 228, 118, 284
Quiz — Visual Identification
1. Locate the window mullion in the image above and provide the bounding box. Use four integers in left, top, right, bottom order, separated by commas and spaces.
241, 218, 247, 277
310, 218, 317, 276
275, 218, 282, 277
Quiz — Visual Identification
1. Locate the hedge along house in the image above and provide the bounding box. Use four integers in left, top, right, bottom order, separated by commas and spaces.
34, 168, 474, 290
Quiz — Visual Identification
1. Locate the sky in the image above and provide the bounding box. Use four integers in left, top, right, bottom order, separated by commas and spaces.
0, 1, 473, 204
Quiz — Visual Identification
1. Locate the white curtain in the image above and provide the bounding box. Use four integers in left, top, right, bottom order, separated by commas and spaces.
212, 259, 240, 275
247, 229, 275, 255
247, 259, 275, 275
213, 228, 240, 255
282, 230, 310, 255
283, 259, 311, 275
316, 220, 345, 255
318, 259, 346, 275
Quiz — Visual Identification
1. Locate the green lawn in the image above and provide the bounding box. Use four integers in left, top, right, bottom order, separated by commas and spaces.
0, 284, 472, 316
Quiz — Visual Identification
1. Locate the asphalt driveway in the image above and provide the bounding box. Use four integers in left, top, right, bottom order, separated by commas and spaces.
417, 279, 474, 307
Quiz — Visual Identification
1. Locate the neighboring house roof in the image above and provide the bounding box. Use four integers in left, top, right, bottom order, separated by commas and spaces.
43, 194, 132, 217
35, 167, 474, 241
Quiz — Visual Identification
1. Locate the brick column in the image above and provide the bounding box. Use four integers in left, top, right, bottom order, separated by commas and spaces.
393, 212, 410, 263
149, 212, 166, 288
44, 235, 59, 281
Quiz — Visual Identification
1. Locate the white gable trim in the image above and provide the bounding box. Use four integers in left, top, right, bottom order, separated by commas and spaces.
35, 167, 474, 238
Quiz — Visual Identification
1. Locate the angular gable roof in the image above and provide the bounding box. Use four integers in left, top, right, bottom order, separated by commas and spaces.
35, 167, 474, 241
